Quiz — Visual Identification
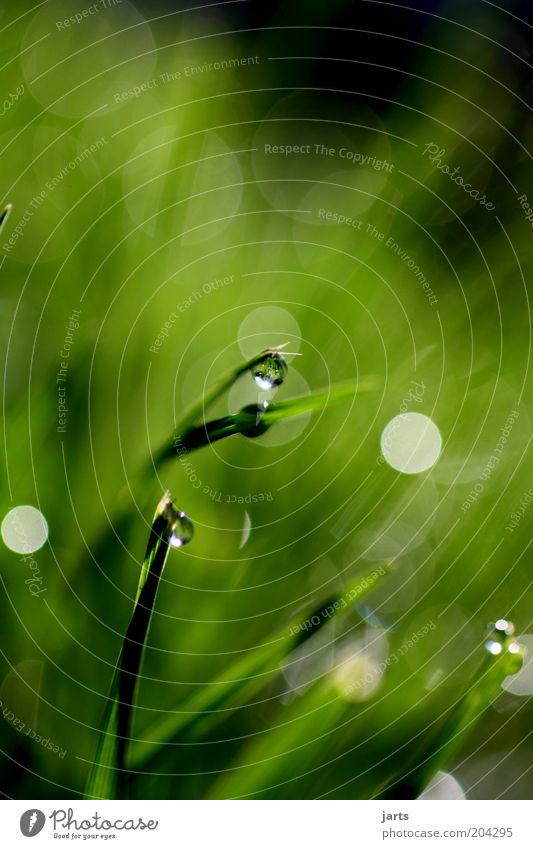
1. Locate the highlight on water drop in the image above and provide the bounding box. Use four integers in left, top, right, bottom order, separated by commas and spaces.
169, 511, 194, 548
484, 619, 523, 675
251, 351, 288, 390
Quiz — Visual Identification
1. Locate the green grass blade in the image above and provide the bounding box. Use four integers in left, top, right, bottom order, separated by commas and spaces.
376, 620, 525, 799
155, 377, 378, 467
85, 493, 189, 799
148, 346, 288, 470
128, 561, 394, 770
175, 346, 295, 432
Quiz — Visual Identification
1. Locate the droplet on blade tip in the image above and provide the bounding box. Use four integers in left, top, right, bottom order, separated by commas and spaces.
494, 618, 514, 636
485, 639, 503, 656
169, 511, 194, 548
251, 352, 288, 391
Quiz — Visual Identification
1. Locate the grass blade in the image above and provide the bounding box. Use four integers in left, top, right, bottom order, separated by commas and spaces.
154, 377, 378, 467
174, 345, 297, 433
85, 493, 192, 799
128, 561, 395, 770
376, 619, 524, 799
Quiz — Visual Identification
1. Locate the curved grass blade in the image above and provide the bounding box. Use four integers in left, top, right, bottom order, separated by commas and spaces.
154, 377, 378, 467
148, 346, 298, 471
176, 345, 298, 431
128, 561, 395, 771
85, 493, 192, 799
376, 619, 524, 799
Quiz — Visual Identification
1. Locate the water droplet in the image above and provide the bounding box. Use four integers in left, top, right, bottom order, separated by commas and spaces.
485, 639, 503, 656
228, 365, 310, 448
237, 401, 272, 438
494, 618, 514, 636
484, 621, 524, 675
169, 511, 194, 548
251, 352, 288, 391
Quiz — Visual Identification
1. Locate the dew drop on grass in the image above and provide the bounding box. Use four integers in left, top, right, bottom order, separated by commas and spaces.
237, 401, 272, 438
169, 512, 194, 548
485, 639, 503, 656
251, 352, 288, 390
484, 620, 524, 675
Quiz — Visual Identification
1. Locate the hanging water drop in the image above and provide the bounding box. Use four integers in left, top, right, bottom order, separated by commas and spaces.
251, 352, 288, 390
169, 511, 194, 548
237, 401, 272, 438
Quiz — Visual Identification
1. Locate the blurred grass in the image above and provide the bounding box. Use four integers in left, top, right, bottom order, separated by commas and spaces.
0, 0, 532, 800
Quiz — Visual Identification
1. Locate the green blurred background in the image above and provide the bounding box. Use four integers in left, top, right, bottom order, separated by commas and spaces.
0, 0, 531, 799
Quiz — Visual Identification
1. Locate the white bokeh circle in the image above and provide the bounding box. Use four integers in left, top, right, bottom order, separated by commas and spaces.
502, 635, 533, 696
381, 412, 442, 474
1, 506, 49, 554
238, 306, 302, 357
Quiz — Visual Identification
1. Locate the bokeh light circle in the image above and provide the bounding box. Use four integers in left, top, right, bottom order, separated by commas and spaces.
237, 307, 302, 357
1, 506, 49, 554
502, 635, 533, 696
380, 412, 442, 474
